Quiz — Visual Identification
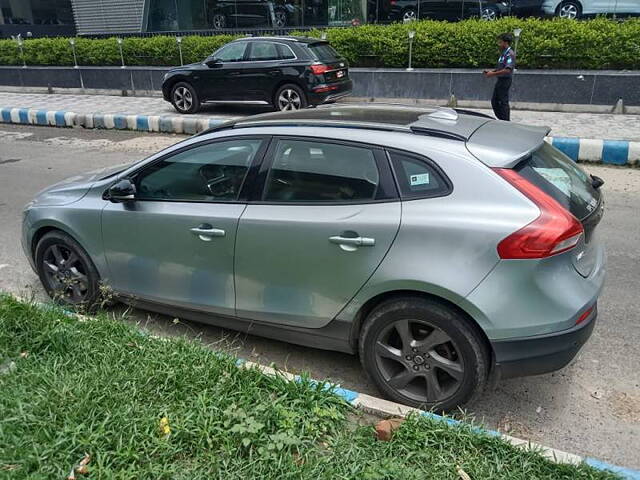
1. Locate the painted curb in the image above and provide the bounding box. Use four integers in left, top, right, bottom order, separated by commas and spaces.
236, 359, 640, 479
0, 107, 231, 134
1, 106, 639, 166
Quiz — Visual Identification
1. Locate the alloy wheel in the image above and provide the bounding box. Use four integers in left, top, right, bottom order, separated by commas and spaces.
402, 10, 416, 22
274, 10, 287, 27
42, 244, 89, 304
481, 7, 497, 20
173, 86, 193, 112
374, 318, 464, 404
277, 89, 302, 111
558, 3, 578, 18
212, 14, 226, 29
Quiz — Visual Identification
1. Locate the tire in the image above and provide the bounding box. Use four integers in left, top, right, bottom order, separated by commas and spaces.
402, 8, 417, 22
171, 81, 200, 114
273, 8, 288, 27
480, 6, 499, 20
359, 296, 488, 412
556, 1, 581, 18
211, 13, 227, 29
35, 231, 102, 311
274, 84, 308, 112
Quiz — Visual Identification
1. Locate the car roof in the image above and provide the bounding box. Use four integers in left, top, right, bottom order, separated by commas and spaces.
231, 36, 323, 45
206, 104, 550, 168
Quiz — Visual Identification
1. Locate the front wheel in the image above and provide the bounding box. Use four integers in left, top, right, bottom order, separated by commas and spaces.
402, 8, 417, 22
211, 13, 227, 29
171, 82, 200, 114
481, 6, 499, 20
273, 8, 288, 27
556, 1, 581, 19
274, 84, 308, 111
359, 297, 489, 412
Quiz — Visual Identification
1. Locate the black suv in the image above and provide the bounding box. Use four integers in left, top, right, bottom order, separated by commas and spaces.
162, 37, 352, 114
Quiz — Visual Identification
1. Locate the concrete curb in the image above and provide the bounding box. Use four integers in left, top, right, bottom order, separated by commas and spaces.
238, 359, 640, 479
1, 105, 639, 166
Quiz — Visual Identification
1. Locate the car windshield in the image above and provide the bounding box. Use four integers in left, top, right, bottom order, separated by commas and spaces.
515, 142, 600, 221
308, 43, 341, 62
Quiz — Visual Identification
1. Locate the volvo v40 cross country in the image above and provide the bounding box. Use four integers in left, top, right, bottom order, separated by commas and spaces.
22, 105, 605, 411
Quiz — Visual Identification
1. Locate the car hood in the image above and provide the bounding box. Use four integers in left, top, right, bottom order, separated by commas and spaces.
31, 163, 129, 207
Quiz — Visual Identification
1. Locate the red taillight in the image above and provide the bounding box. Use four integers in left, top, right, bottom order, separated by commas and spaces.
493, 168, 584, 259
310, 64, 330, 75
576, 305, 594, 325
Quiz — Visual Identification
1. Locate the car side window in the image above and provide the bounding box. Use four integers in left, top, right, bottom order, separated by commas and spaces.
276, 43, 296, 60
388, 151, 451, 199
135, 139, 263, 202
249, 42, 279, 61
263, 140, 380, 203
214, 42, 248, 62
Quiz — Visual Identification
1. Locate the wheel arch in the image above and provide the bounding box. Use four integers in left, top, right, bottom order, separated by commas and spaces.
348, 289, 494, 367
556, 0, 582, 15
31, 224, 85, 260
272, 80, 308, 106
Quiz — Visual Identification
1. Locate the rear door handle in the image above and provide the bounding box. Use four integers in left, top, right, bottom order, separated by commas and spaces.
190, 224, 226, 242
329, 235, 375, 247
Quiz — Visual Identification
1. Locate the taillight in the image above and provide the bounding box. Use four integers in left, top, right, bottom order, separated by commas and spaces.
576, 305, 594, 325
310, 64, 330, 75
493, 168, 584, 259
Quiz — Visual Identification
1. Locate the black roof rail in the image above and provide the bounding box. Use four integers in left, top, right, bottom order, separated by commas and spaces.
453, 108, 494, 119
409, 126, 466, 142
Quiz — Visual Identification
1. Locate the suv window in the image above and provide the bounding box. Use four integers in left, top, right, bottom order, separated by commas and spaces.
389, 151, 451, 199
307, 43, 341, 62
276, 43, 296, 60
136, 139, 263, 202
249, 41, 279, 61
515, 142, 600, 221
214, 42, 248, 62
263, 140, 380, 202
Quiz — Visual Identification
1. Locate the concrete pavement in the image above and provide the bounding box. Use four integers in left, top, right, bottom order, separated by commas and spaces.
0, 124, 638, 469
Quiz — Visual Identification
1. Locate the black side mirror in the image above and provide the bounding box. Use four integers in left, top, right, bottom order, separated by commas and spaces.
107, 179, 136, 202
205, 58, 222, 68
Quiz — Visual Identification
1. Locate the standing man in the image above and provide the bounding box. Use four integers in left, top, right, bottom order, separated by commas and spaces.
484, 33, 516, 121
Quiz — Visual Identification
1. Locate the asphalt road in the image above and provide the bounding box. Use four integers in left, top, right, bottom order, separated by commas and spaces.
1, 124, 638, 469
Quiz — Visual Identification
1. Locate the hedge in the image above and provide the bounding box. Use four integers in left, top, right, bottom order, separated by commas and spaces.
0, 17, 638, 70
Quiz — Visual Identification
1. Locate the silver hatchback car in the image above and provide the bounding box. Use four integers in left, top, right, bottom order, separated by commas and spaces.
22, 105, 605, 411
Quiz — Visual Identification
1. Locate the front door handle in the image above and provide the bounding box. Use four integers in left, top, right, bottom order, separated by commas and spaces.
329, 235, 376, 247
190, 224, 226, 242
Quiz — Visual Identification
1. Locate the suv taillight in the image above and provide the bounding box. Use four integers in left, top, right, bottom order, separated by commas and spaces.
493, 168, 584, 259
310, 64, 330, 75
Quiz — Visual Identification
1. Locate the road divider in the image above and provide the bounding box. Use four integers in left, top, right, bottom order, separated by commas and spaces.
1, 106, 638, 166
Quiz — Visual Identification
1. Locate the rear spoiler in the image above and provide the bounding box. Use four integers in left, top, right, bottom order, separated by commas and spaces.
466, 121, 551, 168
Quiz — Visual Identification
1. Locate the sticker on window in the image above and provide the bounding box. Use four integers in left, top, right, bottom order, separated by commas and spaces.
410, 173, 430, 186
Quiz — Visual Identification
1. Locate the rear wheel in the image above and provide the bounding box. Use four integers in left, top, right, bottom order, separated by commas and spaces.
273, 8, 288, 27
556, 1, 581, 18
35, 231, 102, 311
274, 84, 307, 111
481, 5, 499, 20
212, 13, 227, 29
402, 8, 417, 22
359, 297, 488, 412
171, 82, 200, 114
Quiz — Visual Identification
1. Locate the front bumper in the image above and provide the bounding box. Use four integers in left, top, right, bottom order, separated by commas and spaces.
492, 303, 597, 379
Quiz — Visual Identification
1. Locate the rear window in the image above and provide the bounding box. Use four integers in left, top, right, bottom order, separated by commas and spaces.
515, 142, 600, 221
308, 43, 341, 62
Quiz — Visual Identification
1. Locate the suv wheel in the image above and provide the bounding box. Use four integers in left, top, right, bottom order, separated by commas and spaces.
359, 297, 488, 412
481, 6, 499, 20
35, 231, 102, 311
274, 84, 307, 111
171, 82, 200, 114
557, 1, 581, 18
402, 8, 417, 22
212, 13, 227, 29
273, 8, 288, 27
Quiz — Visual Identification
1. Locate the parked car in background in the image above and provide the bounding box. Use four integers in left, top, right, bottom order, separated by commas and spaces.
542, 0, 640, 18
505, 0, 544, 16
23, 105, 606, 411
208, 0, 299, 29
161, 37, 352, 114
389, 0, 508, 22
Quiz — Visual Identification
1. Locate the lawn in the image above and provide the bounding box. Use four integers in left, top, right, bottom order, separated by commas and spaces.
0, 295, 619, 479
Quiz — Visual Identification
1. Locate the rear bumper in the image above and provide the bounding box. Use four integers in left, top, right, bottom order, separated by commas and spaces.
308, 79, 352, 105
491, 303, 597, 379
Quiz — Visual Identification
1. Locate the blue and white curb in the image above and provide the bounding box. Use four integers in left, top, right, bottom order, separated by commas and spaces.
548, 136, 640, 167
239, 359, 640, 479
0, 107, 232, 134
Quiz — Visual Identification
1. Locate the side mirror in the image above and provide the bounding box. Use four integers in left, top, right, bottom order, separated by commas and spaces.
205, 58, 222, 68
107, 179, 136, 202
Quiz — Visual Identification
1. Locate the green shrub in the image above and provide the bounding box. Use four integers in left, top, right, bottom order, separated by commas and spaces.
0, 18, 638, 69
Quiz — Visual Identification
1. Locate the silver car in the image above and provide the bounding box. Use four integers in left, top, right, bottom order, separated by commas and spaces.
542, 0, 640, 18
22, 105, 606, 411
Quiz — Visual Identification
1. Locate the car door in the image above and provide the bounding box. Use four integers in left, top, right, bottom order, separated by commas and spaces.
417, 0, 449, 18
241, 41, 295, 103
200, 42, 249, 101
234, 137, 401, 329
101, 137, 268, 316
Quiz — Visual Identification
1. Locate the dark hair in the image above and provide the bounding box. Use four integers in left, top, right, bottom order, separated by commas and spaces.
497, 33, 513, 44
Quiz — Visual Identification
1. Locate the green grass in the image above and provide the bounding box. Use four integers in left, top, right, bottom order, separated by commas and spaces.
0, 295, 619, 479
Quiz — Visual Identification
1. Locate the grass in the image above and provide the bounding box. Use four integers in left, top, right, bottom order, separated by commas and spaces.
0, 295, 620, 479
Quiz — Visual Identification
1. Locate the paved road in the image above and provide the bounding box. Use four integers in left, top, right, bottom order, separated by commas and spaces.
1, 124, 638, 469
2, 91, 640, 141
